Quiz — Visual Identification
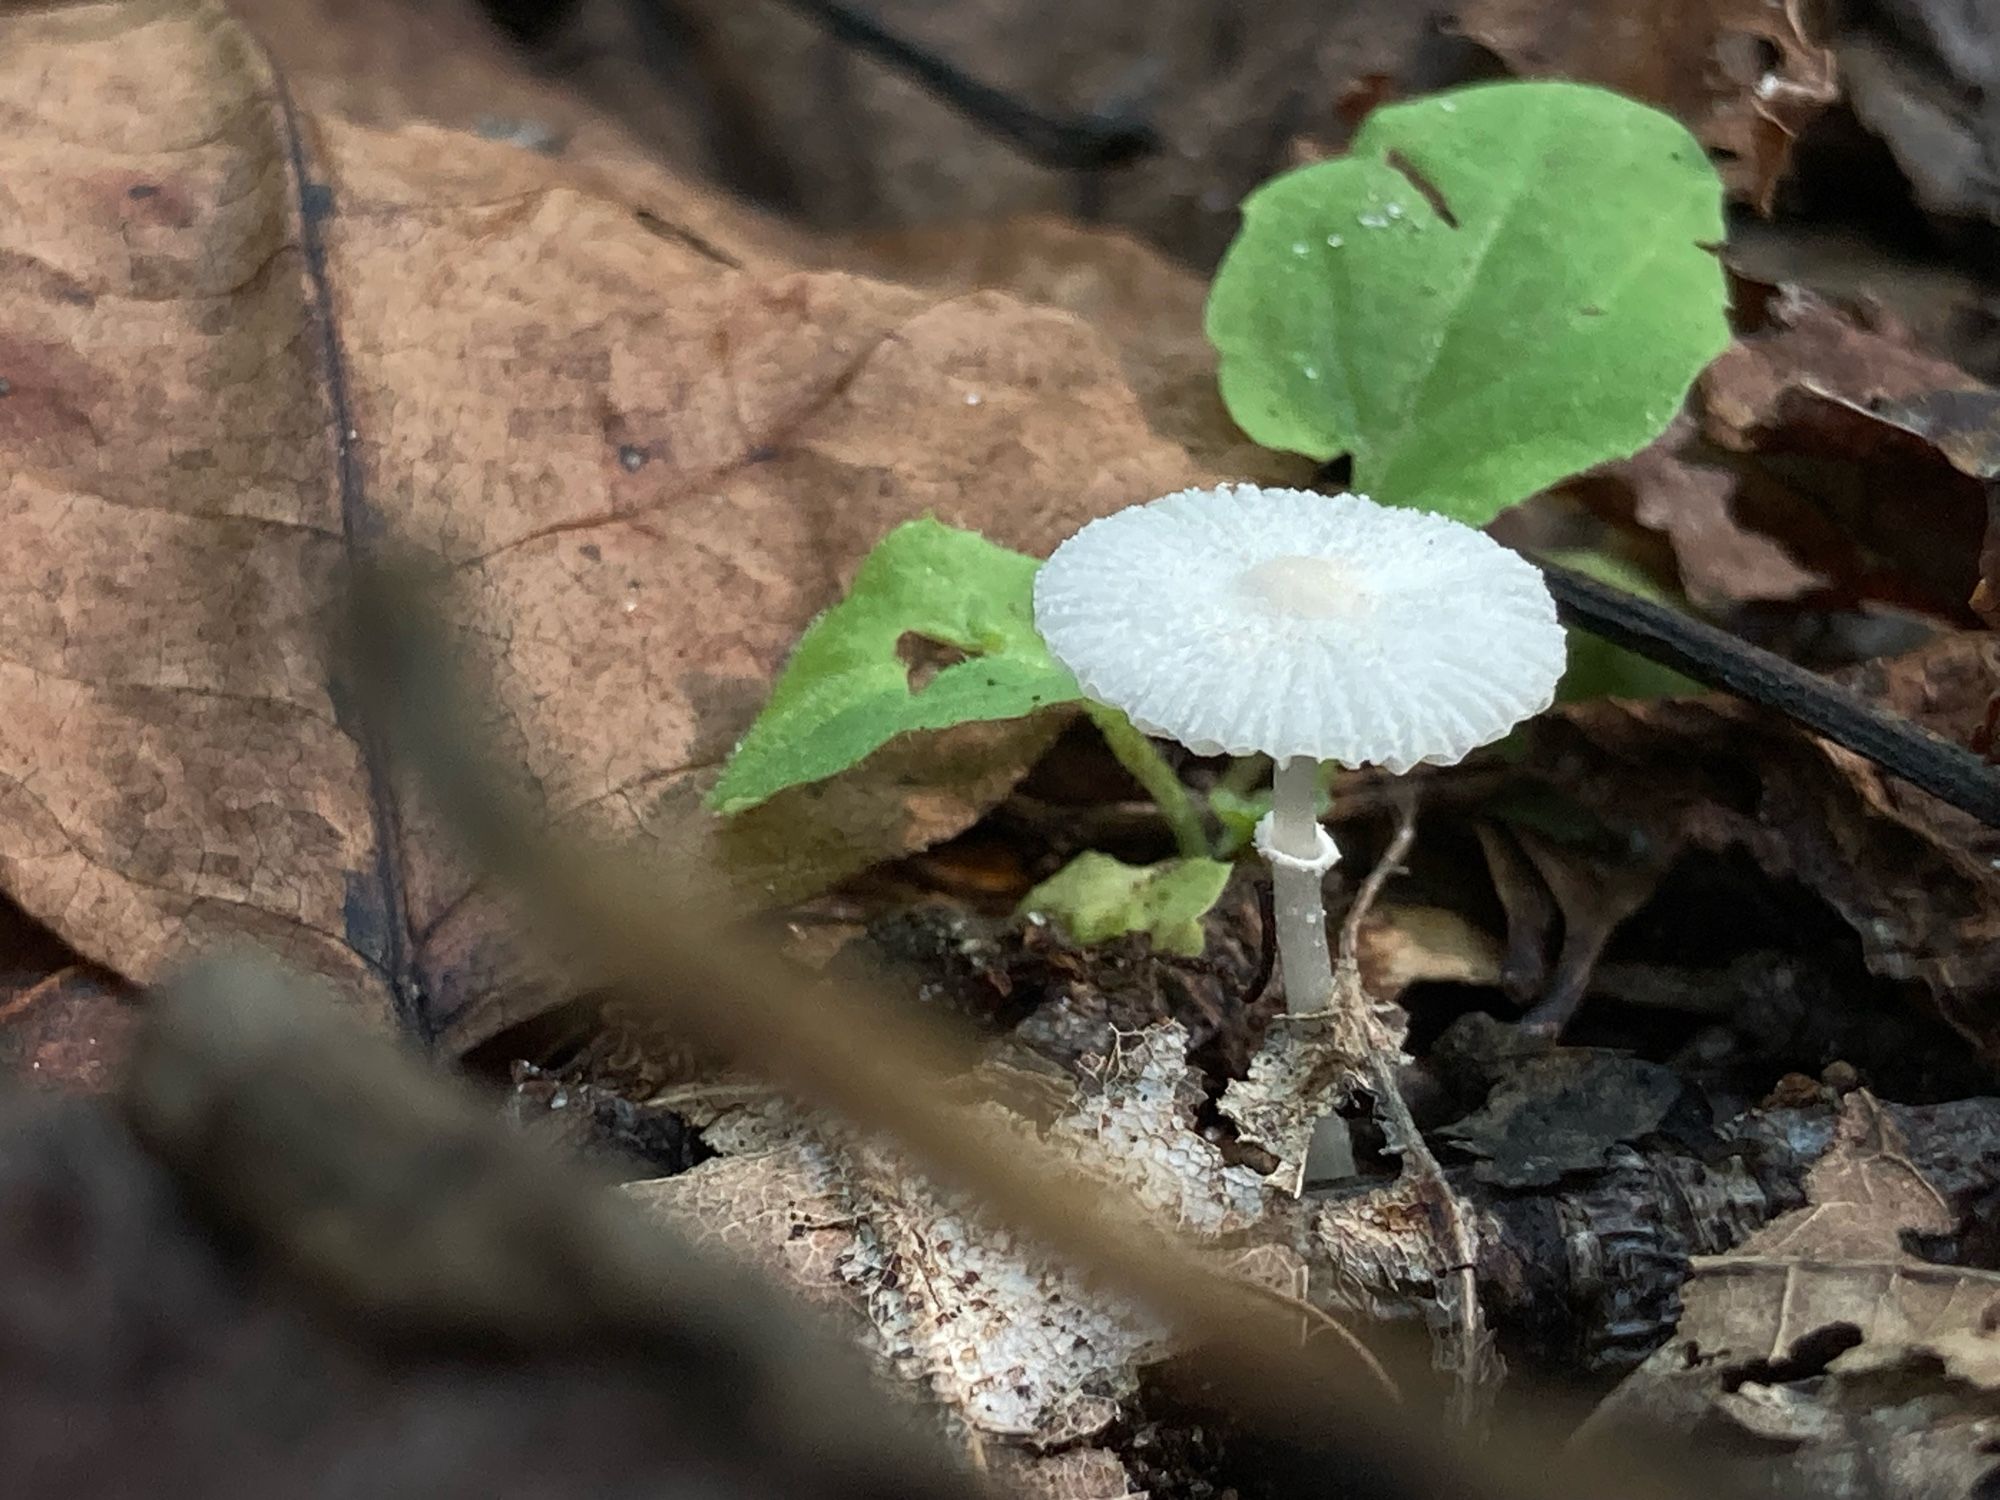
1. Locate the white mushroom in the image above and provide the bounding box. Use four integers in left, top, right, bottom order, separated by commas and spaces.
1033, 483, 1565, 1014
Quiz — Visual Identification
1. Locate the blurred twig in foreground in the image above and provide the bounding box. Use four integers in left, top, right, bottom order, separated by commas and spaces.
342, 556, 1756, 1500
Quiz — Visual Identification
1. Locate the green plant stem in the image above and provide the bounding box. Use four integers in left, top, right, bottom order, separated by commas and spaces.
1084, 704, 1210, 859
1215, 754, 1271, 799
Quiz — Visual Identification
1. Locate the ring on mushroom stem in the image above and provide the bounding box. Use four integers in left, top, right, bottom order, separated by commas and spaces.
1033, 484, 1566, 1015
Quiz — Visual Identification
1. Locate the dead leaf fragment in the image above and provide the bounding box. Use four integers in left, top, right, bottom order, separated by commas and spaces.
824, 215, 1314, 481
627, 0, 1442, 265
1535, 632, 2000, 1060
1701, 287, 1976, 448
1355, 902, 1504, 1004
1829, 0, 2000, 229
1583, 1093, 2000, 1500
634, 1023, 1277, 1448
0, 965, 138, 1093
1684, 290, 2000, 620
0, 0, 1208, 1047
1575, 416, 1824, 610
1440, 1048, 1684, 1188
1453, 0, 1837, 208
1220, 1005, 1405, 1188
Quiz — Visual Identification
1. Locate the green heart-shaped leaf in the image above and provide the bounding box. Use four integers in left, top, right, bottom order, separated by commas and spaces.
1206, 81, 1730, 523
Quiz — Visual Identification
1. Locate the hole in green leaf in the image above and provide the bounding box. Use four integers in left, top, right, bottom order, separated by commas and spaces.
895, 631, 972, 694
1383, 148, 1459, 228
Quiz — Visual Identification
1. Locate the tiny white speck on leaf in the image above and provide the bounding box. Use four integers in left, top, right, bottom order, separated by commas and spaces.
1386, 202, 1404, 219
1325, 233, 1344, 248
1440, 99, 1457, 112
964, 392, 984, 406
1291, 241, 1309, 256
1301, 364, 1319, 380
1357, 213, 1387, 229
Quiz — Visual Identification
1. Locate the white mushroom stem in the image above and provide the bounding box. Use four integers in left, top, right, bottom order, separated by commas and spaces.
1255, 756, 1341, 1014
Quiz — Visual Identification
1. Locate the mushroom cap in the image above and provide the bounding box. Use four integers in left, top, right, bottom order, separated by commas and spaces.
1033, 484, 1566, 772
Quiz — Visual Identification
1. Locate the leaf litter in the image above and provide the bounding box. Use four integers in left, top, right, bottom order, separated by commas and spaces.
0, 0, 1211, 1051
14, 0, 2000, 1495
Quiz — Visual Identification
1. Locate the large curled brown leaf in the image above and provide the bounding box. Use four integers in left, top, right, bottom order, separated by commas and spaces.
1581, 1091, 2000, 1500
1534, 632, 2000, 1060
1572, 287, 1996, 621
0, 0, 1208, 1049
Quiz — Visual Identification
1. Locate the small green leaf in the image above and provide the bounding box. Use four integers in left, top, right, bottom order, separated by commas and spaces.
1205, 81, 1730, 523
1207, 785, 1270, 858
1020, 852, 1234, 957
710, 519, 1081, 813
1207, 762, 1335, 858
1545, 549, 1702, 702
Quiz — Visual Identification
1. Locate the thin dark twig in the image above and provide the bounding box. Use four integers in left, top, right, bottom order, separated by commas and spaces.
1238, 877, 1279, 1011
1537, 555, 2000, 828
1340, 788, 1418, 960
768, 0, 1159, 170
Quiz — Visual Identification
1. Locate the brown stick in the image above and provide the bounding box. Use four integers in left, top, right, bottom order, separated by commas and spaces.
342, 561, 1741, 1500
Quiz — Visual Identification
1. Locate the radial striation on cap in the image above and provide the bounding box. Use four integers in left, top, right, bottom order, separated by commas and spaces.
1033, 485, 1567, 771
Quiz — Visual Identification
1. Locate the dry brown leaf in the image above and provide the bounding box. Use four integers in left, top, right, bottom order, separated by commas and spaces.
1452, 0, 1836, 209
823, 215, 1315, 482
1570, 415, 1824, 610
0, 965, 138, 1093
224, 0, 616, 150
1507, 824, 1679, 1035
1542, 292, 1992, 618
222, 0, 817, 258
1701, 287, 1979, 448
1534, 629, 2000, 1054
1356, 902, 1505, 1003
0, 0, 1210, 1048
1581, 1092, 2000, 1500
623, 0, 1441, 265
1683, 289, 2000, 618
